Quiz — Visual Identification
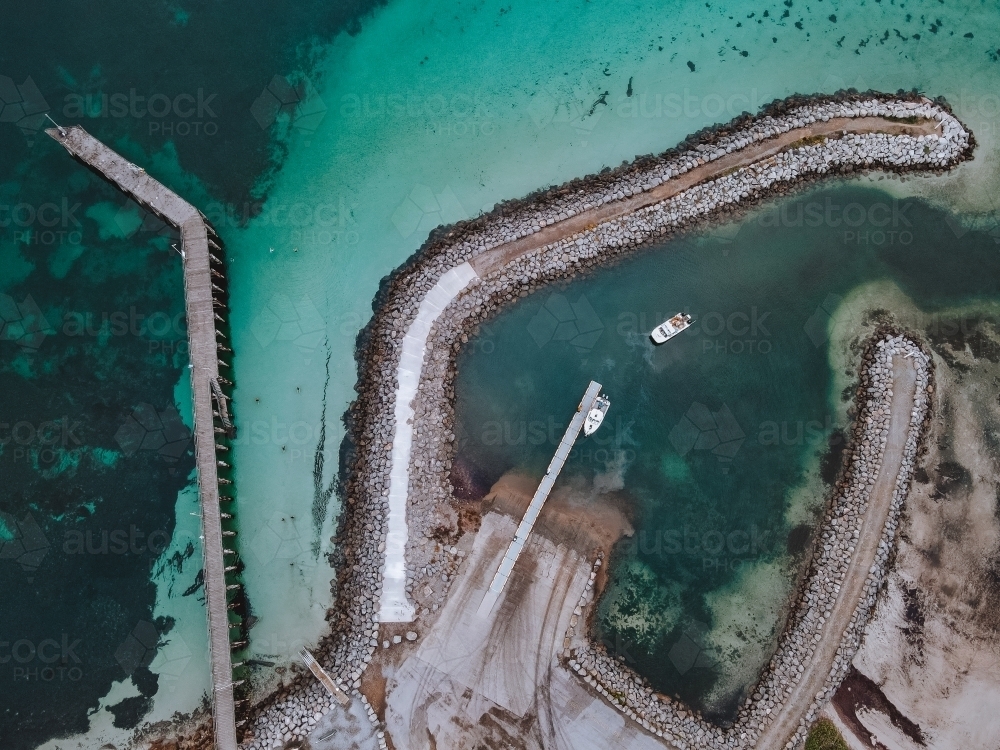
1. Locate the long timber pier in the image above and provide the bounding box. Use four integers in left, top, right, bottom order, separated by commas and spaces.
478, 380, 603, 617
47, 126, 240, 750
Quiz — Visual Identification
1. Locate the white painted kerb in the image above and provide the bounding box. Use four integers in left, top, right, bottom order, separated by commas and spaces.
380, 261, 479, 622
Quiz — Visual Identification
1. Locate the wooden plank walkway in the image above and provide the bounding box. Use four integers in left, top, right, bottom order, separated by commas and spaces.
299, 648, 351, 706
477, 380, 603, 617
46, 126, 239, 750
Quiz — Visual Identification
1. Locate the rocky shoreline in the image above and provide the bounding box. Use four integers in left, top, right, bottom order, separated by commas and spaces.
237, 91, 970, 749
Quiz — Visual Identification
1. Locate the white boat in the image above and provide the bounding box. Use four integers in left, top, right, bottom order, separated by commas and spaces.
584, 395, 611, 436
650, 312, 693, 344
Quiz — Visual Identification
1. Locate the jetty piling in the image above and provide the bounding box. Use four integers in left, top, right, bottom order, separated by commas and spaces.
46, 126, 241, 750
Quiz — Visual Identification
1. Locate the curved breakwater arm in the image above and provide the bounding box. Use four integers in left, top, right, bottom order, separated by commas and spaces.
241, 93, 971, 750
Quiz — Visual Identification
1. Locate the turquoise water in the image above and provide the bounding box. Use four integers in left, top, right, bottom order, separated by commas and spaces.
452, 184, 1000, 718
0, 155, 207, 746
0, 0, 378, 746
225, 0, 1000, 691
4, 0, 1000, 745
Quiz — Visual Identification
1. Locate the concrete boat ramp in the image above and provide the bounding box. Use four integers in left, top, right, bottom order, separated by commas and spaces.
47, 126, 241, 750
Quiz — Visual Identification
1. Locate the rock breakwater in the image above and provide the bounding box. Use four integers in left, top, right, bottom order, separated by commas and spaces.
239, 91, 968, 749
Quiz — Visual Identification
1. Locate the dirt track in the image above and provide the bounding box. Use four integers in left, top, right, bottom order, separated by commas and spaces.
754, 355, 918, 750
470, 116, 941, 276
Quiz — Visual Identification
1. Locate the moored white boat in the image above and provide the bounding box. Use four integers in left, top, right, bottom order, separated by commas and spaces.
650, 312, 693, 344
584, 395, 611, 436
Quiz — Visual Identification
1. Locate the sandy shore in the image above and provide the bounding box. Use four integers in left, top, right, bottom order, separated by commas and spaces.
483, 471, 635, 559
382, 470, 636, 750
816, 283, 1000, 749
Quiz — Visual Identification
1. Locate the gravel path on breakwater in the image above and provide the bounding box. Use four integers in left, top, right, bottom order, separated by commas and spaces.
237, 92, 970, 750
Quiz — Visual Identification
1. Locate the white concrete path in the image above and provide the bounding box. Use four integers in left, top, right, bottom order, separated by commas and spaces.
380, 261, 479, 622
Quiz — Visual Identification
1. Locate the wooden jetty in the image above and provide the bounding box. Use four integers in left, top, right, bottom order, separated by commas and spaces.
477, 380, 603, 617
46, 126, 239, 750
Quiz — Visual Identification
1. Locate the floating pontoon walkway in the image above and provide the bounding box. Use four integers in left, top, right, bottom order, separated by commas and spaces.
477, 380, 603, 617
47, 126, 239, 750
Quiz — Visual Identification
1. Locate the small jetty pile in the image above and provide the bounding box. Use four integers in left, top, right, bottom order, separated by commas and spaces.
202, 228, 255, 725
